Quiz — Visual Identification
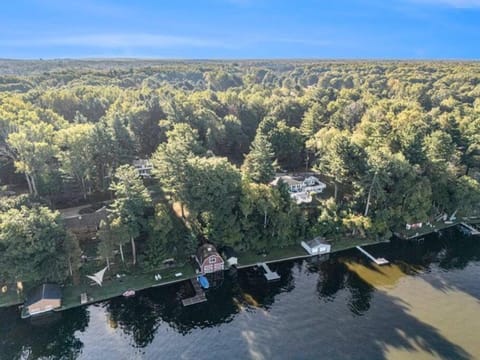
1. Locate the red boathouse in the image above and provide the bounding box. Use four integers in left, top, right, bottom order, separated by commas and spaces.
195, 243, 224, 274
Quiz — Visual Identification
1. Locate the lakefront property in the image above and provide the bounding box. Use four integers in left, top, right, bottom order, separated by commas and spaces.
0, 60, 480, 328
3, 0, 480, 357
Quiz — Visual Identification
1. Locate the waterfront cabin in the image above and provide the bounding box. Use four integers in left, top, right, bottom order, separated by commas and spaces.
195, 243, 224, 274
301, 237, 331, 255
24, 284, 62, 316
133, 159, 153, 178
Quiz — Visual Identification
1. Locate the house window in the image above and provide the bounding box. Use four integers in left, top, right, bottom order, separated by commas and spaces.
204, 265, 213, 272
209, 257, 216, 264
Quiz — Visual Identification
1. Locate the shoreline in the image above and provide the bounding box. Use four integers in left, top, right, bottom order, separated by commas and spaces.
4, 236, 390, 315
7, 218, 477, 315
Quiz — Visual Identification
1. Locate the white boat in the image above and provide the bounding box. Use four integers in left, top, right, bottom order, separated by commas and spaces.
122, 290, 135, 297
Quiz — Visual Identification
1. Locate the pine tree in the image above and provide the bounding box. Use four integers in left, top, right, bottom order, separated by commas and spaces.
241, 134, 276, 184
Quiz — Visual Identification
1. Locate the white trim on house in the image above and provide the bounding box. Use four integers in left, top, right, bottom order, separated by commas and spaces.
301, 237, 331, 255
271, 175, 326, 204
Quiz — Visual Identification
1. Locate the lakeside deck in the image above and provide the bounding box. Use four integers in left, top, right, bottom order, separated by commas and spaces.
181, 278, 207, 306
256, 263, 281, 281
459, 222, 480, 236
356, 246, 389, 265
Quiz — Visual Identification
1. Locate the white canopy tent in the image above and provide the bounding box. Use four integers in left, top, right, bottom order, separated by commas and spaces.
86, 266, 108, 286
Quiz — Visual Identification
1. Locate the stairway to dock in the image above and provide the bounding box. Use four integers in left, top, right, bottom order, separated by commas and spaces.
356, 246, 389, 265
257, 263, 280, 281
182, 278, 207, 307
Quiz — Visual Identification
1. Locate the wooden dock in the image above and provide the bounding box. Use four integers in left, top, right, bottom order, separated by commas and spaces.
181, 278, 207, 307
356, 246, 389, 265
459, 222, 480, 236
257, 262, 281, 281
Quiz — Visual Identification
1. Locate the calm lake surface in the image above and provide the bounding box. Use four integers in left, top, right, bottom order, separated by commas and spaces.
1, 230, 480, 360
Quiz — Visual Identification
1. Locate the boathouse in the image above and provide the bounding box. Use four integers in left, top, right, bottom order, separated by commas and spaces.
24, 284, 62, 316
301, 237, 331, 255
195, 243, 224, 274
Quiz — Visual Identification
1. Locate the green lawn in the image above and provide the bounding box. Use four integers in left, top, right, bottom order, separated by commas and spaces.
237, 237, 384, 268
0, 287, 22, 308
395, 220, 459, 239
60, 263, 195, 310
2, 234, 386, 312
237, 245, 308, 267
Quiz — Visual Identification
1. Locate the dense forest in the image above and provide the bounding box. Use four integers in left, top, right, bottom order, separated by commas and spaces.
1, 60, 480, 285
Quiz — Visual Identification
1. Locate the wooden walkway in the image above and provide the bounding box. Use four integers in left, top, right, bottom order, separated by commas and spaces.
459, 223, 480, 236
257, 262, 281, 281
182, 278, 207, 307
356, 246, 389, 265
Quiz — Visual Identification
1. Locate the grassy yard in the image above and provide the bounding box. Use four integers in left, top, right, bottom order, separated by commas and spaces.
60, 263, 195, 311
2, 234, 386, 312
0, 287, 22, 308
237, 245, 309, 267
394, 220, 460, 239
237, 237, 384, 268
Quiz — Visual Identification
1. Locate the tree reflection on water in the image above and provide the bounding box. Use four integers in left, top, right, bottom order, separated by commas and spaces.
1, 229, 480, 359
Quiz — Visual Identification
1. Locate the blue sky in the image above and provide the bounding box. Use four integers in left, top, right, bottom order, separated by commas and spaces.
1, 0, 480, 59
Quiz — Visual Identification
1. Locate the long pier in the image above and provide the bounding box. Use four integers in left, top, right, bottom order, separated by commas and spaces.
459, 223, 480, 236
182, 278, 207, 306
356, 246, 389, 265
257, 262, 281, 281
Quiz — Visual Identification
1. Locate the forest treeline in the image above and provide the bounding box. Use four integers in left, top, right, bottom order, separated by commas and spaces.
1, 60, 480, 284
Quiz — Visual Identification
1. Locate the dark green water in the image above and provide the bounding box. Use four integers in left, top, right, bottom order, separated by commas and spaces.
1, 230, 480, 360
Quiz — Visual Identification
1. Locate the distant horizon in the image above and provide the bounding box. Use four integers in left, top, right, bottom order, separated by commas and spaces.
1, 57, 479, 62
1, 1, 480, 59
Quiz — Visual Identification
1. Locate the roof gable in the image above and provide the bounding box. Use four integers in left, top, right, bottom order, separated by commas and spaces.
25, 284, 61, 307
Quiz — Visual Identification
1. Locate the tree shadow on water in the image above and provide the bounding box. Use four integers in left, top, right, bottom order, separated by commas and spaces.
0, 306, 89, 360
312, 254, 474, 359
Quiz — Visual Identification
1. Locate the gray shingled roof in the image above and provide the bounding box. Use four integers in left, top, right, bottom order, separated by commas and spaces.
24, 284, 62, 307
305, 237, 328, 248
63, 207, 108, 231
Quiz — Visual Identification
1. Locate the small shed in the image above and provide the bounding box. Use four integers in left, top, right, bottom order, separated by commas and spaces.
24, 284, 62, 316
221, 246, 238, 267
301, 237, 331, 255
195, 243, 225, 274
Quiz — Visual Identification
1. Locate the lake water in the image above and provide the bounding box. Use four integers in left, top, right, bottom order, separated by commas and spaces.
1, 229, 480, 360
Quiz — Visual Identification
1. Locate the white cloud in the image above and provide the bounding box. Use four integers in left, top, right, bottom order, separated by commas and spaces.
409, 0, 480, 8
0, 32, 332, 50
0, 33, 228, 48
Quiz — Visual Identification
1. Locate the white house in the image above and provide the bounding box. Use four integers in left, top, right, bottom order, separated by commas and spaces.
303, 176, 326, 193
270, 175, 326, 204
133, 159, 153, 178
290, 192, 312, 204
301, 237, 331, 255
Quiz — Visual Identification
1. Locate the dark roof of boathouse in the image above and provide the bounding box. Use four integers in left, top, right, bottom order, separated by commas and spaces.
196, 243, 221, 263
24, 284, 62, 306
